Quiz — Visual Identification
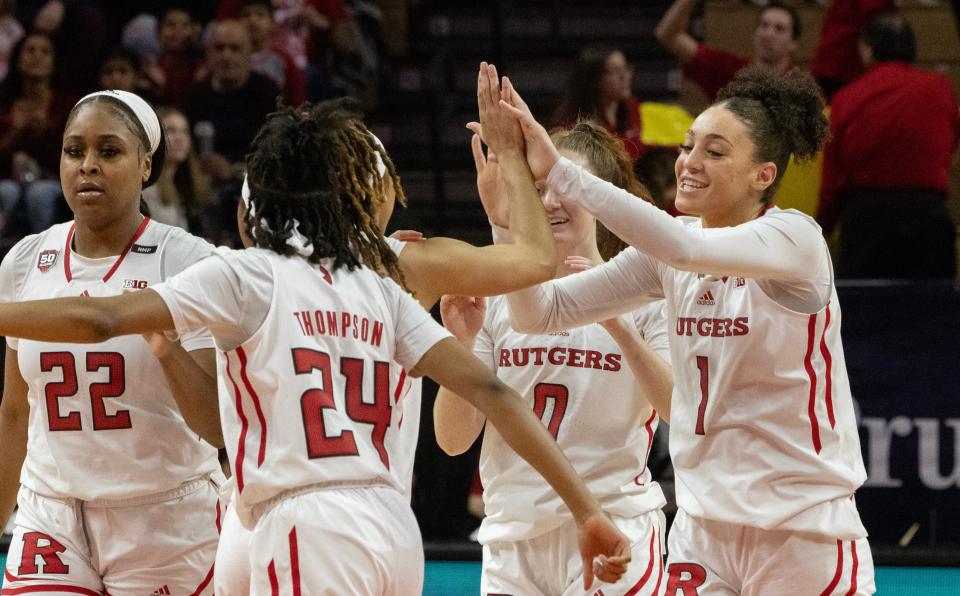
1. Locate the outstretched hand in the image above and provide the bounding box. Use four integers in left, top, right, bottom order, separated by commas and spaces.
498, 76, 561, 182
471, 62, 524, 157
578, 511, 632, 589
470, 133, 509, 228
439, 294, 486, 344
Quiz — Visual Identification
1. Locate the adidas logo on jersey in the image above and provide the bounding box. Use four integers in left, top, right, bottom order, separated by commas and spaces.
150, 586, 171, 596
696, 291, 716, 306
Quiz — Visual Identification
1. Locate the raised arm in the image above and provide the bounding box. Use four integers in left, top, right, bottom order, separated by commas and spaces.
401, 63, 554, 308
413, 336, 630, 589
654, 0, 700, 63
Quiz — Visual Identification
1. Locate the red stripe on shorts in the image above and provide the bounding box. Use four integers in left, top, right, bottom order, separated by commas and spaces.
819, 539, 844, 595
625, 529, 657, 595
804, 313, 822, 453
225, 353, 249, 493
1, 570, 102, 596
189, 563, 214, 596
652, 527, 664, 595
844, 541, 859, 596
237, 347, 268, 467
268, 560, 279, 596
289, 527, 301, 596
819, 304, 836, 428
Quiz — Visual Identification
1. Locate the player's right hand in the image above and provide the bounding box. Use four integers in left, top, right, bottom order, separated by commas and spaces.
470, 133, 509, 229
577, 511, 632, 589
439, 294, 485, 344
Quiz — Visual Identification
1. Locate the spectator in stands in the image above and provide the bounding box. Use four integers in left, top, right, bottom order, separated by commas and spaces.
187, 19, 278, 243
553, 45, 644, 160
0, 32, 70, 238
98, 46, 146, 96
655, 0, 799, 102
636, 147, 681, 216
216, 0, 349, 101
818, 14, 958, 279
145, 7, 203, 109
811, 0, 895, 100
240, 0, 307, 106
142, 106, 212, 233
0, 0, 24, 83
20, 0, 108, 96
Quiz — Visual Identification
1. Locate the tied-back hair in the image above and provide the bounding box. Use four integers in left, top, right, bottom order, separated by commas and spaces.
716, 65, 829, 203
244, 98, 406, 285
551, 120, 652, 261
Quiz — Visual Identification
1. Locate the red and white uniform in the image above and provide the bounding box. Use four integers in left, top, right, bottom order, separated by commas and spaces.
476, 294, 669, 595
153, 247, 450, 595
213, 237, 423, 596
0, 219, 222, 595
506, 159, 875, 595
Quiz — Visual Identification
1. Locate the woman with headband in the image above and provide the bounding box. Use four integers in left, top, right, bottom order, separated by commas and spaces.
0, 90, 223, 594
0, 73, 632, 593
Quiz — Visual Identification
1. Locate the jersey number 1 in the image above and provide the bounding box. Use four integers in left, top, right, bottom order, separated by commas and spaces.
292, 348, 392, 468
695, 355, 709, 435
42, 352, 129, 432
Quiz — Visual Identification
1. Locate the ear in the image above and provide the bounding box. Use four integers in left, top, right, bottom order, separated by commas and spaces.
751, 161, 777, 193
142, 153, 153, 185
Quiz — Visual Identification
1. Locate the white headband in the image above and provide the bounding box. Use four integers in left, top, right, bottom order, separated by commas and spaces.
77, 90, 162, 155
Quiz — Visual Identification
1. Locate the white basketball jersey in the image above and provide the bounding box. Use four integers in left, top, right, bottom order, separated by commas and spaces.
0, 219, 221, 500
476, 295, 669, 543
155, 249, 449, 516
383, 237, 421, 501
665, 243, 868, 538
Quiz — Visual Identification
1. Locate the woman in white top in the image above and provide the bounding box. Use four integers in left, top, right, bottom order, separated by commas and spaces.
0, 90, 223, 595
0, 70, 632, 594
496, 65, 875, 595
434, 120, 673, 596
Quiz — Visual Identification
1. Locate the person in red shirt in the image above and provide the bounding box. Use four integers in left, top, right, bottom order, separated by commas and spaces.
810, 0, 896, 100
655, 0, 799, 102
818, 14, 959, 279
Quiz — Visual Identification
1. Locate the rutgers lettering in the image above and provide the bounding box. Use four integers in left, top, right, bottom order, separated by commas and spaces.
665, 563, 707, 596
497, 347, 621, 371
675, 316, 749, 337
18, 532, 69, 575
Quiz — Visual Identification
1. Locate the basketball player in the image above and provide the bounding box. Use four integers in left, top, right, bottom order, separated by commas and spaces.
496, 66, 876, 594
0, 81, 632, 594
434, 121, 673, 596
213, 64, 564, 594
0, 91, 223, 594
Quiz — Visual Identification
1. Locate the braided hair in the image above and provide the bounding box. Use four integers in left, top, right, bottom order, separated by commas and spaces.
716, 65, 829, 203
243, 98, 406, 285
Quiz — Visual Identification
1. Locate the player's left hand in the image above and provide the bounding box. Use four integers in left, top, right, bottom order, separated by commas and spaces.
577, 511, 631, 589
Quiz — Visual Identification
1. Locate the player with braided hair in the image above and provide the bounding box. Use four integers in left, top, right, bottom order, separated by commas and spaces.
0, 65, 632, 594
498, 65, 875, 594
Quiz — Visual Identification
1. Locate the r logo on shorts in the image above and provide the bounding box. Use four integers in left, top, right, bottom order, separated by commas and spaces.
18, 532, 70, 575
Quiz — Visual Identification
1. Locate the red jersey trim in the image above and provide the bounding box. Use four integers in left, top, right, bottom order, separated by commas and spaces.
394, 369, 408, 428
819, 303, 836, 428
63, 217, 151, 284
844, 541, 859, 596
636, 409, 658, 483
237, 347, 268, 467
804, 313, 823, 454
225, 353, 249, 493
267, 560, 279, 596
188, 563, 215, 596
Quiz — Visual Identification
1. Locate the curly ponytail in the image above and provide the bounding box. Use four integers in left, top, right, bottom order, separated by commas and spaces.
716, 65, 829, 202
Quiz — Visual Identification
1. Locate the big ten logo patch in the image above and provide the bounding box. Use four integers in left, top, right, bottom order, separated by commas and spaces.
122, 279, 149, 290
37, 249, 59, 272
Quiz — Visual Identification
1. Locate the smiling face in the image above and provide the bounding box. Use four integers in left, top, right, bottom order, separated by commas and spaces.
61, 101, 151, 229
674, 105, 775, 227
540, 149, 597, 248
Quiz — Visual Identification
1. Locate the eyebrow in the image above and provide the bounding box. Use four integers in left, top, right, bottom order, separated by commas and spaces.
63, 134, 128, 143
685, 131, 733, 146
